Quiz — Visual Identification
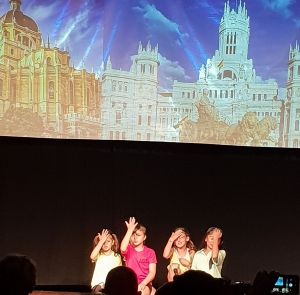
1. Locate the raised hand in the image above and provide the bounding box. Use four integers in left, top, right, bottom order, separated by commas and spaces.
98, 229, 110, 244
169, 229, 183, 242
212, 228, 222, 240
125, 217, 138, 232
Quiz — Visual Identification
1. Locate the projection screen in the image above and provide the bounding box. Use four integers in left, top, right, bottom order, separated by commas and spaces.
0, 0, 299, 148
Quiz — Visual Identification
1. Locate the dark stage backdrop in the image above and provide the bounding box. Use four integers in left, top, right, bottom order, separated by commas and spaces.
0, 136, 300, 287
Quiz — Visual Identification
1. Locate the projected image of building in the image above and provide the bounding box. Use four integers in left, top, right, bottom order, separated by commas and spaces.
0, 0, 101, 139
101, 1, 286, 147
285, 43, 300, 148
172, 1, 283, 147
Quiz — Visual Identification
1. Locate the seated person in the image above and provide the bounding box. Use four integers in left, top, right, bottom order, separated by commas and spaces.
0, 254, 36, 295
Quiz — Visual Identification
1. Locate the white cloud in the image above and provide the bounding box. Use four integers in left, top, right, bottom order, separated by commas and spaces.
133, 1, 188, 40
57, 8, 90, 47
260, 0, 300, 27
158, 53, 190, 91
23, 2, 59, 23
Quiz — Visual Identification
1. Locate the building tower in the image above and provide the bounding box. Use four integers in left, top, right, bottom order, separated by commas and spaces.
209, 0, 253, 83
285, 41, 300, 147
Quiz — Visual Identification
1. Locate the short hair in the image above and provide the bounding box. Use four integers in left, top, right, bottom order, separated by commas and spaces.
0, 254, 36, 295
133, 223, 146, 235
104, 266, 138, 295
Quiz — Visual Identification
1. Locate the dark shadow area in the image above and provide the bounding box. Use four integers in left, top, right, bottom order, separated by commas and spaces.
0, 136, 300, 287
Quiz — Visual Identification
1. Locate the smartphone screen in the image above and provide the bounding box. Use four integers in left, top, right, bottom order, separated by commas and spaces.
273, 275, 299, 294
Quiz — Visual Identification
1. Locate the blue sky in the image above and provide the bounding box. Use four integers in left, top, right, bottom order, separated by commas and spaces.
1, 0, 299, 90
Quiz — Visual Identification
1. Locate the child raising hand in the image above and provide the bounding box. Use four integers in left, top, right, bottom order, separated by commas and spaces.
191, 227, 226, 278
120, 217, 157, 295
90, 229, 122, 293
163, 227, 196, 281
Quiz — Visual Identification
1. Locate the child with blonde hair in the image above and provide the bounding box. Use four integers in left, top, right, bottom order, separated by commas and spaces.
163, 227, 196, 281
90, 229, 122, 293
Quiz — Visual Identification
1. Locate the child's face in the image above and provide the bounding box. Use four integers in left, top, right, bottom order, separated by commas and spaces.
130, 230, 146, 247
205, 233, 220, 249
101, 235, 114, 252
174, 233, 189, 248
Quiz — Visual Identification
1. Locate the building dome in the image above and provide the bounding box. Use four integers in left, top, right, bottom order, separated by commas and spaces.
0, 10, 38, 32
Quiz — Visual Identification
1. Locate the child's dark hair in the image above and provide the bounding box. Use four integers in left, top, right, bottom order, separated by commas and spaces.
133, 223, 146, 235
173, 227, 197, 252
199, 227, 224, 250
93, 230, 119, 256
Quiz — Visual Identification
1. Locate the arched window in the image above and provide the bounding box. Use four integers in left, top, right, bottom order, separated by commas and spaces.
48, 81, 54, 99
293, 139, 298, 148
118, 82, 122, 91
223, 70, 232, 79
112, 81, 117, 91
116, 131, 120, 140
47, 57, 52, 66
137, 133, 141, 141
295, 120, 299, 132
116, 111, 121, 124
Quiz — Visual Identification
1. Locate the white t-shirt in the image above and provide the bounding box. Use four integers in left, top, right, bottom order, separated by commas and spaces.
91, 252, 122, 288
191, 249, 226, 278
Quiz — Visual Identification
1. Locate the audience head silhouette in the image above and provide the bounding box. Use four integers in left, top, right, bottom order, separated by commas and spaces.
103, 266, 140, 295
0, 254, 36, 295
170, 270, 221, 295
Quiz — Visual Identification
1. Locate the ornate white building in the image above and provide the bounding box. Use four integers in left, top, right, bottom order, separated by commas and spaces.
102, 42, 160, 141
285, 42, 300, 147
172, 0, 283, 146
101, 1, 288, 146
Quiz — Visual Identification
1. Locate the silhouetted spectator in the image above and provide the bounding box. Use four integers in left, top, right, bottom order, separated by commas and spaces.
0, 254, 36, 295
103, 266, 140, 295
170, 269, 224, 295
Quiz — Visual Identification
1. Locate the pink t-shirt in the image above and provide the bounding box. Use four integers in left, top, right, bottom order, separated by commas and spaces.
123, 244, 157, 284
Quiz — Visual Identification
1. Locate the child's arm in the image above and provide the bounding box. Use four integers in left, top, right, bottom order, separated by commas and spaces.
120, 217, 137, 253
163, 229, 183, 259
138, 263, 156, 292
179, 249, 195, 268
90, 229, 110, 261
212, 228, 222, 263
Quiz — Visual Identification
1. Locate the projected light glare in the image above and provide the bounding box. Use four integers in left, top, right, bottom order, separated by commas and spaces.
57, 0, 89, 47
103, 2, 124, 64
51, 0, 71, 38
77, 20, 102, 69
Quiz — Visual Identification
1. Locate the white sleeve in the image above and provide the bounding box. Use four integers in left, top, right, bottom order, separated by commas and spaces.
212, 250, 226, 266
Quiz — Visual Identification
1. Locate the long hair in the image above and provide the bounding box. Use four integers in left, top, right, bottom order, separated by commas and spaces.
173, 227, 197, 252
93, 230, 120, 256
199, 227, 224, 250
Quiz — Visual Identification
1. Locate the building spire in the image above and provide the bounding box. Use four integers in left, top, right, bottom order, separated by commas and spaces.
47, 35, 50, 48
9, 0, 22, 11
